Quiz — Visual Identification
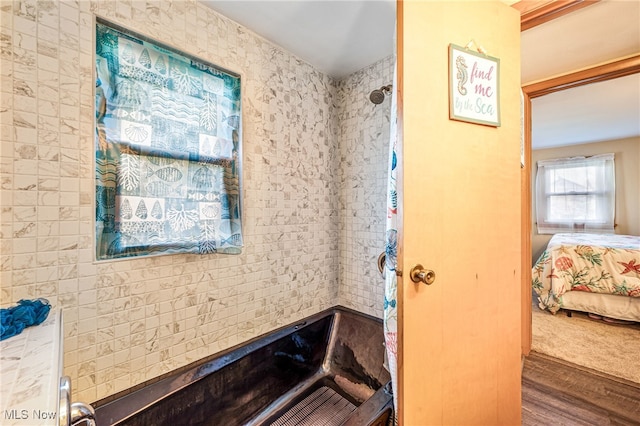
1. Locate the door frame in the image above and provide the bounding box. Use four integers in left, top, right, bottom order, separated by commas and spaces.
520, 53, 640, 354
513, 0, 600, 31
514, 0, 606, 355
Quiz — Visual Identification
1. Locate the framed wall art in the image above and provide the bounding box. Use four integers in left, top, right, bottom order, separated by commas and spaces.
449, 43, 500, 127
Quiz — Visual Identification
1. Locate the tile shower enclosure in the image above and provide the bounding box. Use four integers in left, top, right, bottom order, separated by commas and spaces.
0, 0, 393, 403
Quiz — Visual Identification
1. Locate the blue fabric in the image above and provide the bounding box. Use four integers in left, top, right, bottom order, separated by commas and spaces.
95, 22, 243, 260
0, 299, 51, 341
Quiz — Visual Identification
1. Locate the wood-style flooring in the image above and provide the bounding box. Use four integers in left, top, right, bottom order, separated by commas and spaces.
522, 352, 640, 425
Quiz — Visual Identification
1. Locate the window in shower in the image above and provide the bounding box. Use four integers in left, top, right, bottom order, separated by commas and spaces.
95, 19, 243, 260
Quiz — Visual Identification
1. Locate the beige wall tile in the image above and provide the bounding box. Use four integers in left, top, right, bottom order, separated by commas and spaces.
0, 0, 392, 404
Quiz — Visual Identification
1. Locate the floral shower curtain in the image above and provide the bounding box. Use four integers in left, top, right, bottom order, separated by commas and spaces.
384, 59, 399, 416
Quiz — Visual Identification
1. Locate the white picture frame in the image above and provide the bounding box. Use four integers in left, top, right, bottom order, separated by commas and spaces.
449, 44, 501, 127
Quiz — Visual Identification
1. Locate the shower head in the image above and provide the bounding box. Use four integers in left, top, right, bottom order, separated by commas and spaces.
369, 85, 393, 105
369, 89, 385, 105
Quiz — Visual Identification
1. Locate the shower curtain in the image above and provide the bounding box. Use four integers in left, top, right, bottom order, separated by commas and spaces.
383, 59, 399, 417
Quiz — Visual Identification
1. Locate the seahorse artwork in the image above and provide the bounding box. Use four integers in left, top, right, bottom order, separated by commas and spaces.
455, 55, 468, 96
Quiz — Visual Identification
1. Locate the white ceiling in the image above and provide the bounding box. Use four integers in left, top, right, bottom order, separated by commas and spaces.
520, 0, 639, 84
201, 0, 396, 78
200, 0, 640, 149
531, 73, 640, 149
522, 0, 640, 149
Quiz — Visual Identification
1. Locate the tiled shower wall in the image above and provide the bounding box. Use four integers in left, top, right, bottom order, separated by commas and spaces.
337, 57, 393, 318
0, 0, 392, 404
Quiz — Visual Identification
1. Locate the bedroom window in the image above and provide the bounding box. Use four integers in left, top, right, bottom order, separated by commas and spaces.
535, 153, 615, 234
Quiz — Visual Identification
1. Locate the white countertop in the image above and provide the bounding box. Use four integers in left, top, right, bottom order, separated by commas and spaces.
0, 310, 62, 426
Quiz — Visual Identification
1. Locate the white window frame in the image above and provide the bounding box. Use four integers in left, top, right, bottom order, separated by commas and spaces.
535, 153, 615, 234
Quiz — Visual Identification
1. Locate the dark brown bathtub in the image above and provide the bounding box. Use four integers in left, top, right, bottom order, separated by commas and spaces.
94, 306, 392, 426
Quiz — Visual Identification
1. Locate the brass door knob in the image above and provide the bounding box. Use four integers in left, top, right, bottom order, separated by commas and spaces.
410, 264, 436, 285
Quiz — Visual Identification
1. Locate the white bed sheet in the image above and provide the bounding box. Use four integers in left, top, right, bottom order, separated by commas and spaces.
562, 291, 640, 322
532, 233, 640, 321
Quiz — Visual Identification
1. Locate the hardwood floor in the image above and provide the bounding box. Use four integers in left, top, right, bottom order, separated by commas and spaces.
522, 352, 640, 425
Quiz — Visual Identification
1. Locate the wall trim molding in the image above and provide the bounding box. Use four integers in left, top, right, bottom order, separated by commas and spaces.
513, 0, 600, 31
523, 55, 640, 98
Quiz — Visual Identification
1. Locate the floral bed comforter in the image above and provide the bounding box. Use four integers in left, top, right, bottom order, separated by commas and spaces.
532, 233, 640, 314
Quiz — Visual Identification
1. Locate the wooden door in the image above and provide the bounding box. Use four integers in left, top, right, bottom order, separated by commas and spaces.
397, 1, 522, 424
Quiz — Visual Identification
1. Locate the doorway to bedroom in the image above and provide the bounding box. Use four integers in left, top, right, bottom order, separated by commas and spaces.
520, 0, 640, 385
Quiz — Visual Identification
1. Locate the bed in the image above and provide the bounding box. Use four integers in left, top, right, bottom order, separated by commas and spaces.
532, 233, 640, 322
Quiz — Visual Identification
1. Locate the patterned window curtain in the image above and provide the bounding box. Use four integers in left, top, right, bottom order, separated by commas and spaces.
95, 21, 243, 260
384, 58, 399, 420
